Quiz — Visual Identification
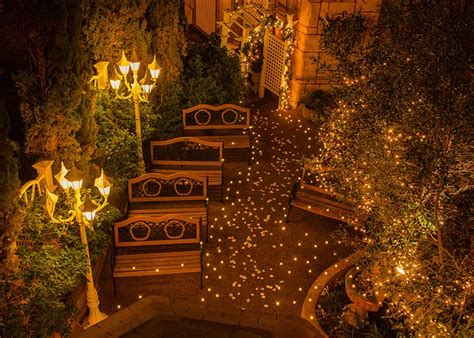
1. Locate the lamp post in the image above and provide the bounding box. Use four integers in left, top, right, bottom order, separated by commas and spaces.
108, 51, 162, 174
45, 162, 111, 328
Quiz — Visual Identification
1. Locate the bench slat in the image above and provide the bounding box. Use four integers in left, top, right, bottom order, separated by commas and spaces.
116, 255, 200, 264
291, 197, 364, 225
114, 267, 201, 278
298, 190, 354, 212
151, 169, 222, 185
115, 250, 201, 259
187, 135, 250, 149
115, 260, 200, 269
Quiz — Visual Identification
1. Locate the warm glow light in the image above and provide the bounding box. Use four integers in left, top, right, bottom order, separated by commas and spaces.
129, 50, 140, 72
140, 73, 154, 94
148, 55, 161, 80
65, 166, 83, 190
109, 68, 122, 90
117, 51, 130, 75
94, 169, 111, 197
55, 161, 70, 189
396, 265, 406, 275
82, 196, 97, 221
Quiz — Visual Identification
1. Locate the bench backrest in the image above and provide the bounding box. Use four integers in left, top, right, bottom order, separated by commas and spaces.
150, 137, 223, 167
182, 104, 250, 131
300, 166, 343, 197
114, 214, 201, 248
128, 172, 207, 203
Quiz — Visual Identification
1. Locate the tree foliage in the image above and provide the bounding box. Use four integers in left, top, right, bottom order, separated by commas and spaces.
2, 197, 121, 337
308, 1, 473, 335
84, 0, 187, 181
183, 33, 243, 106
4, 0, 95, 165
0, 101, 23, 276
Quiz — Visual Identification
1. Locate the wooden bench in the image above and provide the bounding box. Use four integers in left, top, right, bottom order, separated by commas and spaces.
182, 104, 252, 164
286, 166, 364, 226
113, 214, 203, 294
127, 172, 210, 243
150, 137, 224, 202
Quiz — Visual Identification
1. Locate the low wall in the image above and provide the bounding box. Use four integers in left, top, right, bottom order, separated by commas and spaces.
300, 250, 366, 337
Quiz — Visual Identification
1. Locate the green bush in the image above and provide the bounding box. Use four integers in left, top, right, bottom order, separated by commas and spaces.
299, 90, 334, 124
2, 197, 120, 337
183, 33, 243, 106
93, 91, 140, 193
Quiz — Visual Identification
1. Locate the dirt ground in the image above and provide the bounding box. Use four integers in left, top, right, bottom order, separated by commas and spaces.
98, 95, 354, 318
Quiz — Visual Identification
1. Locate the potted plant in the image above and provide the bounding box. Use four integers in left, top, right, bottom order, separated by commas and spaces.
242, 39, 263, 85
250, 57, 263, 85
298, 90, 334, 123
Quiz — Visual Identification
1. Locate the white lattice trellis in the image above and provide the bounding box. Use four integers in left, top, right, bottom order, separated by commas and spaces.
260, 31, 285, 96
246, 0, 269, 10
196, 0, 217, 36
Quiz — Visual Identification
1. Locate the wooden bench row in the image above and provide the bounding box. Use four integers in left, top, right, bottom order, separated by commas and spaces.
113, 103, 252, 292
113, 214, 203, 293
182, 104, 252, 164
286, 166, 365, 227
150, 137, 224, 202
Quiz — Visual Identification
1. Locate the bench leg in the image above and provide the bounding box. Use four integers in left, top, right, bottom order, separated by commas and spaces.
248, 147, 252, 166
113, 277, 117, 296
285, 205, 292, 223
200, 269, 203, 290
220, 183, 224, 203
200, 244, 204, 290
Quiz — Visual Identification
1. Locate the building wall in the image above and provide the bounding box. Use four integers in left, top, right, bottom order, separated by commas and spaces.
185, 0, 381, 108
290, 0, 380, 106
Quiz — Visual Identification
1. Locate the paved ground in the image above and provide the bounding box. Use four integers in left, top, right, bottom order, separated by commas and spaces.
98, 95, 353, 318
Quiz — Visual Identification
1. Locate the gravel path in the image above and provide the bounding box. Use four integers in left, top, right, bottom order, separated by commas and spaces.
98, 96, 353, 318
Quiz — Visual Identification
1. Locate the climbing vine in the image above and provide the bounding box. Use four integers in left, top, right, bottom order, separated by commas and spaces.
240, 14, 295, 109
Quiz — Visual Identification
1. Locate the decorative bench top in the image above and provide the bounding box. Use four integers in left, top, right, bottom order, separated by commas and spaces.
182, 104, 250, 130
150, 137, 223, 166
128, 172, 207, 203
114, 214, 201, 248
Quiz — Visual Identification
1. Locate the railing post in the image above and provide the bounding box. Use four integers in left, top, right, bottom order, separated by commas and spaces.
33, 160, 55, 192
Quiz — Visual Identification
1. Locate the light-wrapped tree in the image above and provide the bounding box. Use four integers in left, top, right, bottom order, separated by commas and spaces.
308, 1, 473, 335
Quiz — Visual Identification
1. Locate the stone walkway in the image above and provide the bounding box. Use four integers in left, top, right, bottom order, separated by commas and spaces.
98, 96, 353, 319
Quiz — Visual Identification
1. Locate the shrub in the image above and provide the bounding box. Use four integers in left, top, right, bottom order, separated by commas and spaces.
183, 33, 243, 106
299, 90, 334, 124
2, 197, 120, 337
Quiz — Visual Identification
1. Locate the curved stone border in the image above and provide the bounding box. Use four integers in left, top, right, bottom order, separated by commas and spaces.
76, 295, 319, 338
300, 250, 366, 337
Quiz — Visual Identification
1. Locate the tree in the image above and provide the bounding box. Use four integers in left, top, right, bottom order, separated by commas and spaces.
308, 1, 473, 335
84, 0, 188, 191
4, 0, 95, 166
0, 101, 23, 275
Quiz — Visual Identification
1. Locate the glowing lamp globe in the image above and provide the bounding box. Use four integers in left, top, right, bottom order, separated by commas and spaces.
82, 196, 97, 221
140, 73, 154, 94
129, 50, 141, 72
65, 166, 83, 190
109, 68, 122, 90
55, 162, 70, 190
148, 55, 161, 80
94, 169, 111, 197
117, 51, 130, 75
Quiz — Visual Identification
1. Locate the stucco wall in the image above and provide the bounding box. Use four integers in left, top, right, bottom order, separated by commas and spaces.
290, 0, 380, 106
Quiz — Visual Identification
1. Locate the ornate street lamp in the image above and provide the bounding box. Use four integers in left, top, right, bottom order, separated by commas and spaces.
45, 162, 112, 328
107, 50, 162, 174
